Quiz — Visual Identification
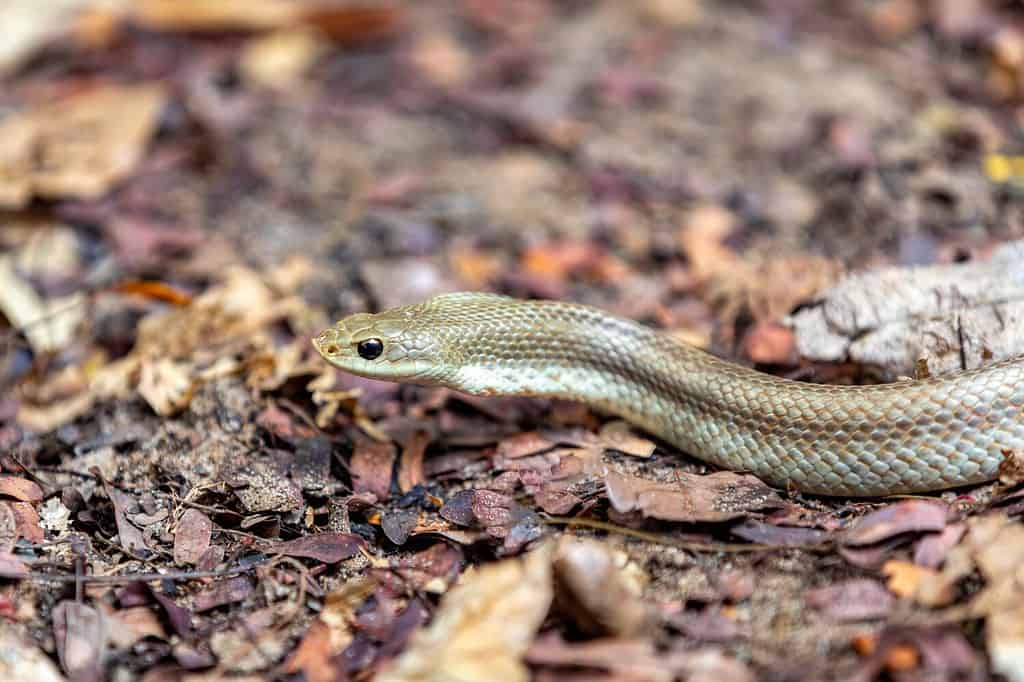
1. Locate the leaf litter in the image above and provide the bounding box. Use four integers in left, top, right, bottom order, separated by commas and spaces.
5, 0, 1024, 680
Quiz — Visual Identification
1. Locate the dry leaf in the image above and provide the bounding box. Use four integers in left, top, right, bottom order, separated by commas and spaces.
173, 509, 213, 565
552, 537, 650, 637
806, 579, 894, 621
0, 631, 63, 682
137, 357, 195, 416
882, 560, 950, 603
0, 476, 44, 502
0, 84, 165, 208
53, 601, 107, 679
377, 541, 554, 682
604, 470, 783, 523
132, 0, 299, 31
263, 532, 364, 564
0, 254, 85, 354
239, 27, 326, 90
843, 500, 948, 546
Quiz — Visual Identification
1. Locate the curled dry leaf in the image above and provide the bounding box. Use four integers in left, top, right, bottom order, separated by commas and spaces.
137, 357, 195, 416
604, 470, 783, 523
552, 536, 650, 637
397, 429, 429, 493
98, 478, 148, 553
843, 500, 948, 547
913, 522, 966, 569
376, 541, 554, 682
0, 254, 85, 355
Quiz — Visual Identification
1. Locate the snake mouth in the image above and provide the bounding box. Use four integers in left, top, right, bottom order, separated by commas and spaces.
312, 329, 345, 359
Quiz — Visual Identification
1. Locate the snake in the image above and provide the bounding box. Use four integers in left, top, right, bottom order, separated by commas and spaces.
312, 292, 1024, 496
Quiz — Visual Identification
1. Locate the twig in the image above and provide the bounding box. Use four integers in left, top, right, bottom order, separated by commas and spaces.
0, 563, 263, 584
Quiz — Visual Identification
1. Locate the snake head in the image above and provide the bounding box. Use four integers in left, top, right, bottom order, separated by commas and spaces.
312, 301, 455, 385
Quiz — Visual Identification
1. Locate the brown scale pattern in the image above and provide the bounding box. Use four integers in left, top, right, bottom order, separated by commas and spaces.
314, 293, 1024, 496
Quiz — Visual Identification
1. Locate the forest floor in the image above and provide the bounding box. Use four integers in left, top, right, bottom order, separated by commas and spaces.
3, 1, 1024, 680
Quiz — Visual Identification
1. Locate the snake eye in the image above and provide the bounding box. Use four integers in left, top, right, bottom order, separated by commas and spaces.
357, 338, 384, 360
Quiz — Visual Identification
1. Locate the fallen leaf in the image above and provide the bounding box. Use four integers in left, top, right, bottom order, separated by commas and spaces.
98, 476, 148, 553
0, 254, 86, 355
285, 578, 376, 681
384, 543, 463, 595
0, 631, 63, 682
351, 437, 396, 501
913, 522, 966, 569
730, 520, 831, 547
999, 448, 1024, 487
0, 84, 165, 208
552, 537, 649, 637
38, 498, 72, 534
302, 4, 403, 46
264, 532, 364, 563
239, 27, 326, 90
597, 421, 656, 458
397, 430, 429, 493
0, 0, 97, 74
194, 576, 254, 612
525, 634, 665, 679
137, 357, 195, 416
843, 500, 948, 546
806, 579, 894, 621
0, 476, 43, 502
173, 509, 212, 565
0, 552, 28, 577
9, 501, 44, 544
106, 605, 167, 648
381, 510, 418, 546
132, 0, 299, 30
604, 470, 783, 523
376, 541, 554, 682
283, 620, 337, 682
53, 601, 107, 679
147, 587, 193, 637
0, 504, 16, 552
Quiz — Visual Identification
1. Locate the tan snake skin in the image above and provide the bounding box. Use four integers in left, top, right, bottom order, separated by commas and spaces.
313, 292, 1024, 496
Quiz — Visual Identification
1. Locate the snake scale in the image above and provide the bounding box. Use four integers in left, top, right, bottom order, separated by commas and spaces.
313, 292, 1024, 496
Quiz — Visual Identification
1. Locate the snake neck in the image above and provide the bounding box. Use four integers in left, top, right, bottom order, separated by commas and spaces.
449, 309, 724, 435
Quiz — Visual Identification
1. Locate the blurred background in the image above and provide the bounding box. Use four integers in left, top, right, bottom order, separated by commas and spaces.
5, 0, 1024, 346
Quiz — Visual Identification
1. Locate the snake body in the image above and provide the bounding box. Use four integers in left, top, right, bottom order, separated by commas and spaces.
313, 292, 1024, 496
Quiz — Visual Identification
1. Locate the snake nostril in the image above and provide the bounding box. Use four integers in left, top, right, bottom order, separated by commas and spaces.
324, 344, 340, 356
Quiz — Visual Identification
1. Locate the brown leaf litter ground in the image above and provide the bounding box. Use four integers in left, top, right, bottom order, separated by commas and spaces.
3, 1, 1024, 680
